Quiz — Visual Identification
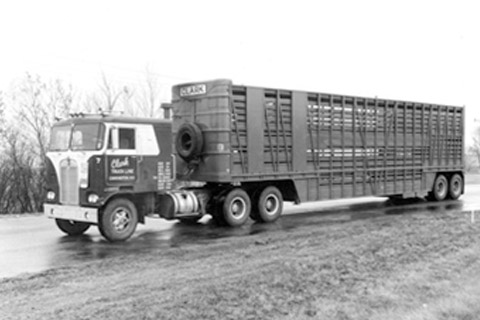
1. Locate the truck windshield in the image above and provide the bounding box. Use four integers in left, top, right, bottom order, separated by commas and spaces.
49, 123, 106, 151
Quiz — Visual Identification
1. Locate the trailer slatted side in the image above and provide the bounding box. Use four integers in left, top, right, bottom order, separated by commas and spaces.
229, 86, 462, 201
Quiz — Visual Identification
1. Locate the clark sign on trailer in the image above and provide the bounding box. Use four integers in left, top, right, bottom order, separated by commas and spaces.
44, 79, 465, 241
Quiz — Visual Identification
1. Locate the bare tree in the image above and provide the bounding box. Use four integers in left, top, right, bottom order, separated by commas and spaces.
469, 125, 480, 171
50, 78, 74, 120
0, 91, 11, 213
0, 124, 40, 213
100, 72, 123, 112
79, 91, 103, 114
120, 85, 136, 116
135, 67, 166, 118
0, 90, 5, 133
0, 74, 76, 213
13, 74, 74, 161
82, 73, 134, 115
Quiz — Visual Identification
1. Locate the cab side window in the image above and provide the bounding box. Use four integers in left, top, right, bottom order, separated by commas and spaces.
108, 128, 136, 150
119, 128, 135, 149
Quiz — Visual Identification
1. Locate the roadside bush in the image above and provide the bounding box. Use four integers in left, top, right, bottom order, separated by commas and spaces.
0, 130, 45, 214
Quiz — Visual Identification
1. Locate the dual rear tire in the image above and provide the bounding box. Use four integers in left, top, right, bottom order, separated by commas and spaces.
251, 186, 283, 223
212, 186, 283, 227
221, 188, 251, 227
428, 173, 463, 201
448, 174, 463, 200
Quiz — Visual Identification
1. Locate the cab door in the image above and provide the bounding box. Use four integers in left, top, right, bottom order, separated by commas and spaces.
105, 122, 173, 193
105, 126, 139, 186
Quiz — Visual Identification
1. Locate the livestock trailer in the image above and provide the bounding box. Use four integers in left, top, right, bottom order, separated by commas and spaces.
173, 79, 464, 225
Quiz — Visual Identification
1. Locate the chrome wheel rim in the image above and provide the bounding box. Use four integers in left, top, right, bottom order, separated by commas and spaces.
230, 197, 247, 220
436, 179, 447, 198
452, 179, 460, 193
112, 208, 131, 231
264, 194, 280, 216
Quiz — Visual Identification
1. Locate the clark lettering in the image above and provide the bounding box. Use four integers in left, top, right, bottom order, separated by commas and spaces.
111, 157, 130, 169
180, 84, 206, 97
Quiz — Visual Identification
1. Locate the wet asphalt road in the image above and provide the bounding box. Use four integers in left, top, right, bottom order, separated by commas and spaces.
1, 185, 479, 279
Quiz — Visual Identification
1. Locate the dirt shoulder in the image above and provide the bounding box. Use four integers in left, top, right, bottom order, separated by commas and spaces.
1, 202, 480, 320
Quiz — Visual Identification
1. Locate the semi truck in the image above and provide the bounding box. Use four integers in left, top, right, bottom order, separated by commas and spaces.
44, 79, 465, 241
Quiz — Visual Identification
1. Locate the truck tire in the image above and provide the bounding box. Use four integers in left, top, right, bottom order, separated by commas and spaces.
428, 174, 448, 201
448, 174, 463, 200
251, 186, 283, 223
176, 123, 204, 162
99, 198, 138, 242
208, 199, 227, 226
222, 188, 251, 227
55, 219, 90, 236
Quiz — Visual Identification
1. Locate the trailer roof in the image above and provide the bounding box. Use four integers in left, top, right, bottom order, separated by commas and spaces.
173, 78, 463, 109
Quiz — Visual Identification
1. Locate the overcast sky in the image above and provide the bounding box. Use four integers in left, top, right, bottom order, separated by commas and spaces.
1, 0, 478, 140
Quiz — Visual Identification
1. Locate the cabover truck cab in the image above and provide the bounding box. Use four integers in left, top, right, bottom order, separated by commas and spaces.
171, 79, 465, 227
44, 115, 181, 241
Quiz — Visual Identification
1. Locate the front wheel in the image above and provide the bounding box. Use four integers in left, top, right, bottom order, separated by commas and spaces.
55, 219, 90, 236
99, 198, 138, 242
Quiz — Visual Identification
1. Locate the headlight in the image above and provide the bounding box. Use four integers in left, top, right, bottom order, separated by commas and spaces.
88, 193, 99, 203
47, 191, 56, 200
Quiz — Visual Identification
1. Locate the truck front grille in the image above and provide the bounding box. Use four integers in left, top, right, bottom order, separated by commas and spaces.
60, 158, 79, 205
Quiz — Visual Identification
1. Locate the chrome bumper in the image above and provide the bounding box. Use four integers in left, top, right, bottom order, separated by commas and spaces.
44, 204, 98, 224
